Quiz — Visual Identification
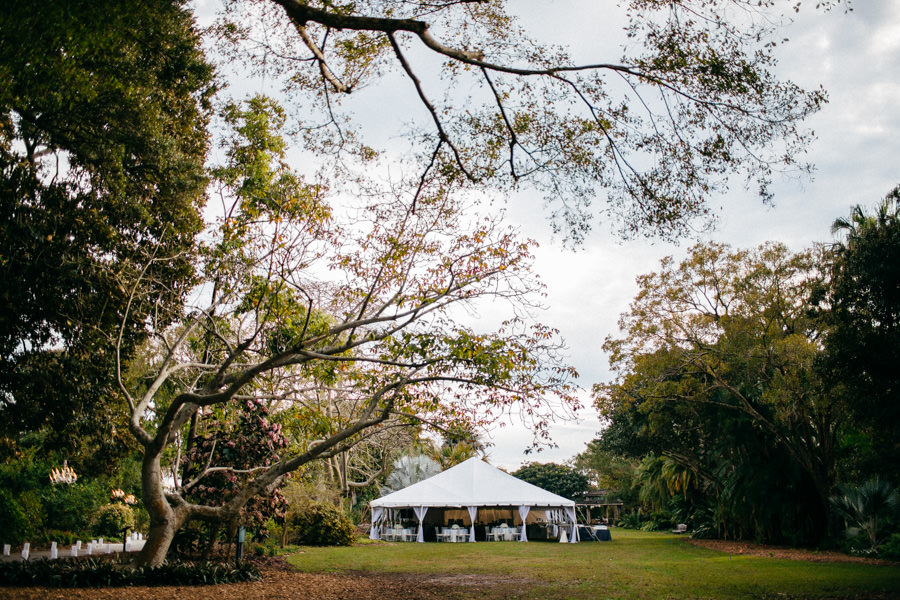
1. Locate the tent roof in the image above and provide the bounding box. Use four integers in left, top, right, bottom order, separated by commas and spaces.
370, 457, 576, 509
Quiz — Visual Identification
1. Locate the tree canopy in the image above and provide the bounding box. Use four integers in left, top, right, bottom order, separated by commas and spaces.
596, 241, 841, 544
123, 96, 577, 565
512, 461, 590, 501
0, 0, 215, 461
820, 187, 900, 481
216, 0, 829, 243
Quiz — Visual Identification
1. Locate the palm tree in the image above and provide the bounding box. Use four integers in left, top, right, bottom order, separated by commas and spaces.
830, 477, 900, 553
831, 189, 900, 239
381, 454, 442, 494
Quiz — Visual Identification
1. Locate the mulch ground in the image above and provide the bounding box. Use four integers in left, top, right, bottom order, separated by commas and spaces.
687, 538, 899, 566
0, 556, 517, 600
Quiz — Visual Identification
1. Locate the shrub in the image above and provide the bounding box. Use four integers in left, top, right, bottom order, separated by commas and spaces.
0, 557, 261, 587
0, 488, 31, 544
92, 503, 136, 538
42, 480, 108, 535
288, 501, 355, 546
878, 532, 900, 561
38, 530, 81, 546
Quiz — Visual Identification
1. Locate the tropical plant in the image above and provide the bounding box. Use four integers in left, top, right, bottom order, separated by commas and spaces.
381, 454, 442, 494
830, 477, 900, 553
617, 509, 643, 530
821, 186, 900, 481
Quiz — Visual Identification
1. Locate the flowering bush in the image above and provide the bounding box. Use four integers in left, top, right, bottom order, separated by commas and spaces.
182, 399, 288, 536
111, 489, 138, 505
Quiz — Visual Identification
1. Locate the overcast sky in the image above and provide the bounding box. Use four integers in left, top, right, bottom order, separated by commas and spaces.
196, 1, 900, 471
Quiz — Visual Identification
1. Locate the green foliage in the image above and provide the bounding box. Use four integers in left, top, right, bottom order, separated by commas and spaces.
92, 503, 136, 538
0, 557, 261, 587
830, 477, 900, 554
41, 480, 109, 535
573, 440, 639, 505
288, 501, 356, 547
0, 0, 214, 460
640, 510, 674, 532
878, 533, 900, 561
617, 509, 643, 530
597, 242, 840, 545
219, 0, 828, 245
39, 530, 82, 546
0, 448, 138, 540
822, 186, 900, 481
512, 462, 590, 501
0, 488, 32, 544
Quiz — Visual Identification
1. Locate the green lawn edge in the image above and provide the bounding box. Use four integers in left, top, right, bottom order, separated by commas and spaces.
284, 530, 900, 600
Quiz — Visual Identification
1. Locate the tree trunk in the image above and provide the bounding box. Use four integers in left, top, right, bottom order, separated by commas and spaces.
137, 516, 182, 567
136, 448, 187, 567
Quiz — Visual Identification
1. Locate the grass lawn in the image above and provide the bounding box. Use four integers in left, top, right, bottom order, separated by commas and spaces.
285, 529, 900, 600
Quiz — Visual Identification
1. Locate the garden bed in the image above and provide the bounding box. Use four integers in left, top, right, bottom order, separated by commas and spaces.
687, 538, 899, 566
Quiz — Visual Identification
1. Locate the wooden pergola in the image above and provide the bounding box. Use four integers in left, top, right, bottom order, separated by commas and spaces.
576, 491, 623, 525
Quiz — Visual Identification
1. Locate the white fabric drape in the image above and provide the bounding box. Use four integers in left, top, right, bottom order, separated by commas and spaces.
369, 507, 385, 540
564, 506, 579, 543
467, 506, 478, 542
517, 506, 530, 541
413, 506, 428, 543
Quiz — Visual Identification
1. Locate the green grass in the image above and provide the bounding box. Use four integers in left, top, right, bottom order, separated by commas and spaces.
285, 530, 900, 599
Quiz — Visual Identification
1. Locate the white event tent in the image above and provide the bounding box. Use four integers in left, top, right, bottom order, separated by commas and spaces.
369, 457, 579, 543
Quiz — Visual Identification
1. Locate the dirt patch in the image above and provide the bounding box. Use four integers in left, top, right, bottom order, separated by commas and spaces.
686, 538, 898, 566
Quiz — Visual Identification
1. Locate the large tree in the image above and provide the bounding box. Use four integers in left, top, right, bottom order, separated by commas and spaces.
124, 98, 577, 565
217, 0, 831, 243
512, 461, 590, 501
597, 242, 842, 544
2, 0, 847, 563
820, 187, 900, 481
0, 0, 215, 462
